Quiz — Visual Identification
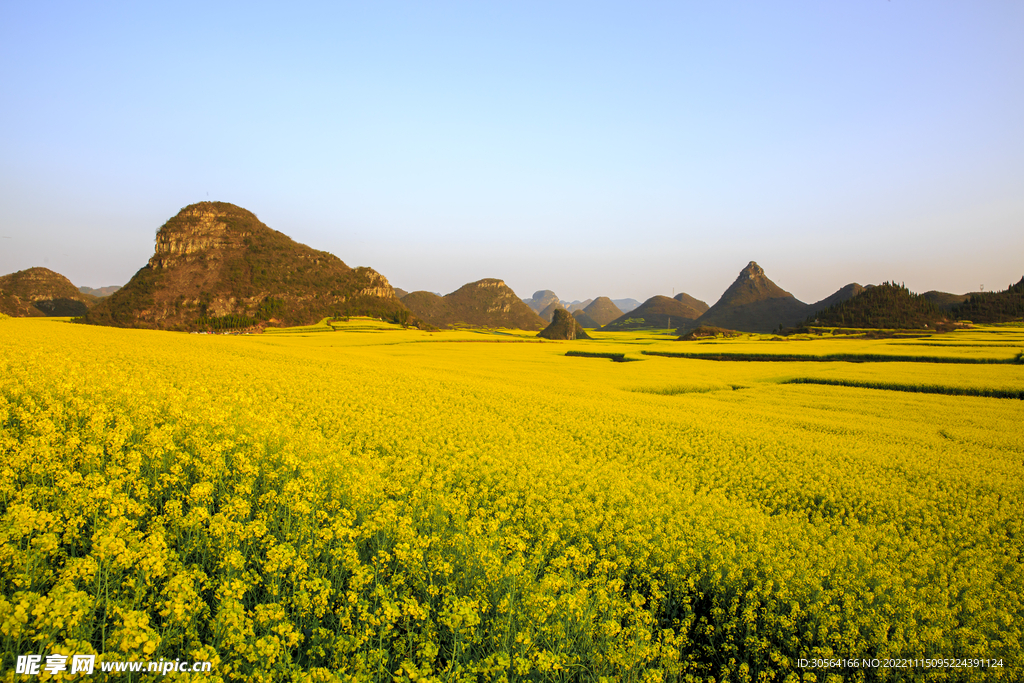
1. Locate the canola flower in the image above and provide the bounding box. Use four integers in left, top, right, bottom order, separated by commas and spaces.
0, 318, 1022, 682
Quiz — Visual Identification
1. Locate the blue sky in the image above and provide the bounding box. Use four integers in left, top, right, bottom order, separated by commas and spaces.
2, 1, 1022, 305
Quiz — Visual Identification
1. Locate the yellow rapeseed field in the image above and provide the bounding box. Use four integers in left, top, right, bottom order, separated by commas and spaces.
1, 318, 1022, 682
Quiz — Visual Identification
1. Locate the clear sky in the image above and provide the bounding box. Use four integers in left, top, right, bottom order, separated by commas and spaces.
2, 1, 1022, 306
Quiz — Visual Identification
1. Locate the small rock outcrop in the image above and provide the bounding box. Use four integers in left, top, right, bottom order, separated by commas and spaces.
538, 308, 591, 340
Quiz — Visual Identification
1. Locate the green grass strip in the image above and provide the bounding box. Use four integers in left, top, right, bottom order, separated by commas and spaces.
642, 350, 1022, 364
783, 377, 1024, 399
565, 350, 639, 363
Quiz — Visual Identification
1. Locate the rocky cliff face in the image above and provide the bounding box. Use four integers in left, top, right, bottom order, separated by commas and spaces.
352, 268, 395, 300
150, 206, 248, 267
83, 202, 407, 330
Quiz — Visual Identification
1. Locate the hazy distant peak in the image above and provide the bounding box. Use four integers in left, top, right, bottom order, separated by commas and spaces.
523, 289, 560, 313
611, 298, 641, 313
539, 300, 566, 322
79, 285, 122, 297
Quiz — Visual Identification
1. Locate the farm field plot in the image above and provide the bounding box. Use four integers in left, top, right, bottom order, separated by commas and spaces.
1, 319, 1022, 682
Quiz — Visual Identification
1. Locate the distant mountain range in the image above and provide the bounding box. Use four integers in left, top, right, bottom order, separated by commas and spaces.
564, 299, 593, 313
523, 290, 639, 315
3, 203, 1021, 331
79, 285, 121, 298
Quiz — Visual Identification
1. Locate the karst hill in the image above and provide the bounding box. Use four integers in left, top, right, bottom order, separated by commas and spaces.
603, 294, 708, 330
539, 301, 566, 323
953, 277, 1024, 323
401, 279, 546, 330
679, 261, 810, 333
807, 282, 953, 329
0, 267, 96, 317
572, 310, 601, 328
581, 297, 623, 327
83, 202, 407, 330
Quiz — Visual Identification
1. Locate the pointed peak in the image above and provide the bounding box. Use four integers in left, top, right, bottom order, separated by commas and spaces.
705, 261, 797, 311
740, 261, 765, 279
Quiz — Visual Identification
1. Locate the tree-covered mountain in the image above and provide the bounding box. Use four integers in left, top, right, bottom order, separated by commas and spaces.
921, 290, 969, 311
952, 277, 1024, 323
807, 282, 950, 329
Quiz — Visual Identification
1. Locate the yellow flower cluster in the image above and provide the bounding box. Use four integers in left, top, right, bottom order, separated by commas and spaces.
0, 319, 1021, 682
